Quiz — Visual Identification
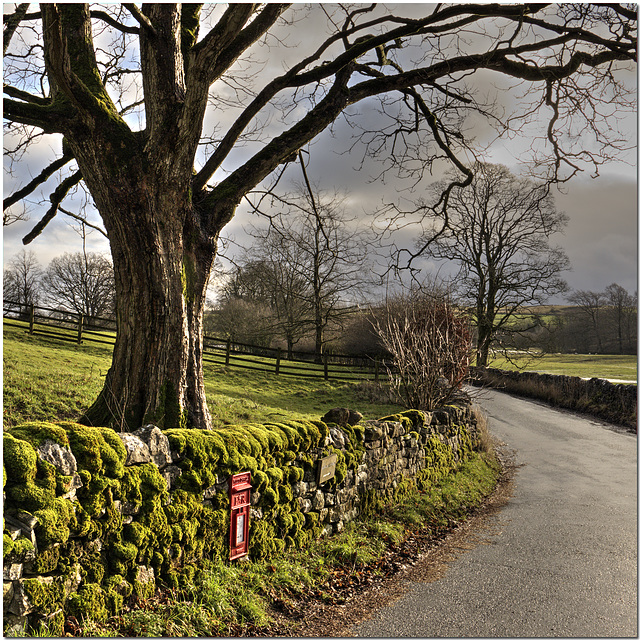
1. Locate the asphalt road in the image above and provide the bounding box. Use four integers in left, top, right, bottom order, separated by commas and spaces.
348, 389, 638, 637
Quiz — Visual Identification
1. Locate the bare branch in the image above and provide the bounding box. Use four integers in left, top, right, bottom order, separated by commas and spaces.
4, 152, 74, 211
22, 171, 83, 245
3, 3, 30, 55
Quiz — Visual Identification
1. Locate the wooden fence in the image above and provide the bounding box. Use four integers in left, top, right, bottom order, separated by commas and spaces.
3, 301, 389, 382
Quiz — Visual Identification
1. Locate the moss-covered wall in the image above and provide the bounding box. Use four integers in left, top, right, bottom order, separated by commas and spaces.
3, 405, 478, 636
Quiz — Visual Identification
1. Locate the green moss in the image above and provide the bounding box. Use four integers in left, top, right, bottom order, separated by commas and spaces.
6, 482, 55, 513
265, 467, 284, 486
9, 423, 71, 448
34, 498, 76, 547
66, 423, 125, 478
3, 432, 38, 484
66, 583, 108, 622
3, 533, 14, 558
29, 545, 60, 573
22, 577, 64, 616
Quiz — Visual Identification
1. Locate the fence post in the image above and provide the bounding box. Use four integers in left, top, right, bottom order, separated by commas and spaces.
77, 313, 84, 344
276, 348, 281, 375
375, 357, 380, 382
225, 338, 231, 367
28, 305, 35, 334
323, 354, 329, 380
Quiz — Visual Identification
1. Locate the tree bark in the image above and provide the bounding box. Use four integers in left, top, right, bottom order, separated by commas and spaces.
81, 180, 216, 431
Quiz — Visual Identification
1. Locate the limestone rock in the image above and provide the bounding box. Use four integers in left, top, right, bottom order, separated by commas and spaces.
328, 426, 350, 449
118, 433, 152, 465
3, 563, 22, 581
162, 465, 182, 492
37, 440, 77, 476
4, 580, 15, 608
321, 407, 363, 427
132, 425, 173, 468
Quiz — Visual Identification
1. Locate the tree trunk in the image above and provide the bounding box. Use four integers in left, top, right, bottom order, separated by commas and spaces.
78, 167, 216, 431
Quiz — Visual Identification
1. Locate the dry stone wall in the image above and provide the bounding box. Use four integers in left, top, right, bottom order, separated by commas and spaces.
472, 367, 637, 431
3, 404, 479, 636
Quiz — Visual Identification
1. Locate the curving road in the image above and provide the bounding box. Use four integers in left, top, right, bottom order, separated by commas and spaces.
348, 389, 638, 638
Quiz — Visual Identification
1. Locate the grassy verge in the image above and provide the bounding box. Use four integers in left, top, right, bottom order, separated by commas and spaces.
3, 323, 400, 428
64, 452, 500, 638
490, 352, 637, 382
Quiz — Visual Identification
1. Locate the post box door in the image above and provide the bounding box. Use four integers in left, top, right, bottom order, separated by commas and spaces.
229, 473, 251, 560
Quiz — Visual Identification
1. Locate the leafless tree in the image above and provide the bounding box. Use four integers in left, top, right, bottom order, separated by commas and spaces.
604, 282, 637, 354
373, 288, 472, 411
3, 248, 42, 308
248, 184, 373, 361
215, 259, 311, 354
208, 296, 276, 348
3, 4, 635, 429
566, 289, 607, 352
418, 163, 570, 366
42, 252, 115, 319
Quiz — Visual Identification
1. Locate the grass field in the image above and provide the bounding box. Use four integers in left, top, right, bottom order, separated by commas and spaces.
3, 322, 401, 428
490, 353, 637, 383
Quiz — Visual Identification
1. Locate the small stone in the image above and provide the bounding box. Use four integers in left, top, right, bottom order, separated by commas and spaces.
120, 501, 140, 515
161, 465, 181, 491
118, 433, 152, 465
4, 581, 15, 607
133, 425, 173, 468
7, 525, 21, 541
37, 440, 77, 475
3, 563, 22, 581
250, 507, 263, 520
135, 565, 155, 586
312, 491, 325, 510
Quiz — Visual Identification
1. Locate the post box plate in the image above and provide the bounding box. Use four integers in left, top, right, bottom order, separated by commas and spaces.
317, 454, 338, 484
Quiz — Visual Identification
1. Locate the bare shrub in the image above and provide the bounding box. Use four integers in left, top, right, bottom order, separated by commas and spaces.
373, 290, 472, 410
471, 405, 494, 456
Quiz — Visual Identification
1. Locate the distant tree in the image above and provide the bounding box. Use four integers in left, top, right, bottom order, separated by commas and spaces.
219, 259, 312, 357
42, 252, 115, 319
419, 163, 570, 367
566, 289, 607, 353
373, 288, 472, 410
248, 186, 373, 361
209, 297, 276, 347
3, 249, 42, 308
604, 283, 637, 354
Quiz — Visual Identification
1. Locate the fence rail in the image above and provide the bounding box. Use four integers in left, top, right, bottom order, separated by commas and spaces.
3, 300, 390, 382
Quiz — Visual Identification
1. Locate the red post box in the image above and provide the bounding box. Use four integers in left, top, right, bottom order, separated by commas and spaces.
229, 472, 251, 560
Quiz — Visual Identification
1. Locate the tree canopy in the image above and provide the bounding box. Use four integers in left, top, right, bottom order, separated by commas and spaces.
3, 3, 636, 430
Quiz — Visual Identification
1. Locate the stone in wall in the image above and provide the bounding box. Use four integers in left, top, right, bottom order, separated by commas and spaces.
36, 440, 77, 476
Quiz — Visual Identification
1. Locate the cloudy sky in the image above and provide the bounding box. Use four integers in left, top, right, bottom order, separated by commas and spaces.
3, 4, 637, 303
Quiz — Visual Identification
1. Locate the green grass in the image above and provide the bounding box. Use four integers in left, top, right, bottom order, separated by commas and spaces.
3, 322, 401, 428
491, 352, 637, 383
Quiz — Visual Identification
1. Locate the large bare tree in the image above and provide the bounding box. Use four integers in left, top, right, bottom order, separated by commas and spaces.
418, 163, 570, 366
3, 4, 636, 430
